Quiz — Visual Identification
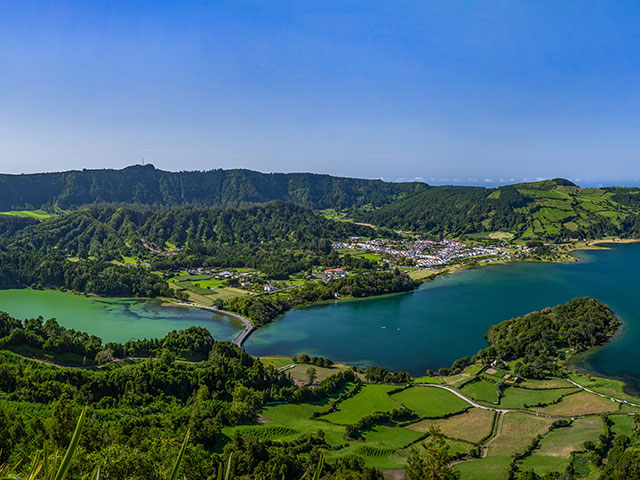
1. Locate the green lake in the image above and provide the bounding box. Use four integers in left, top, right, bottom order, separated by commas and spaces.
0, 289, 243, 343
246, 243, 640, 392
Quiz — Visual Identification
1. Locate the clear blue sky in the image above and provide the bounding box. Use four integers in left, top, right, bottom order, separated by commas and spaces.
1, 1, 639, 185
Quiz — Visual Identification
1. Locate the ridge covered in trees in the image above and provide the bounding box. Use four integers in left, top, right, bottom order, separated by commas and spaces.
0, 164, 425, 212
7, 202, 374, 258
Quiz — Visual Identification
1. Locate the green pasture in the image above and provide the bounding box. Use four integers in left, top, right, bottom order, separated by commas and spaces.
519, 416, 603, 475
391, 386, 469, 418
407, 408, 495, 444
498, 386, 578, 409
461, 379, 498, 404
0, 209, 55, 219
361, 425, 424, 448
457, 455, 512, 480
323, 384, 400, 425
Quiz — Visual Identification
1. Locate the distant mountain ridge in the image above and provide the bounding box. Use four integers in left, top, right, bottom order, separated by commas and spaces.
0, 164, 426, 211
4, 165, 640, 242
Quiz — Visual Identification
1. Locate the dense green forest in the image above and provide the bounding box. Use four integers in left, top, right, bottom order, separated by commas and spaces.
7, 202, 374, 258
0, 164, 424, 212
473, 297, 619, 378
0, 248, 171, 296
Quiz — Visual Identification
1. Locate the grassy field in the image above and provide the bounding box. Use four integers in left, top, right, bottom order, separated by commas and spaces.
534, 391, 620, 416
517, 377, 574, 389
519, 416, 604, 475
408, 269, 437, 281
567, 372, 640, 404
461, 379, 498, 404
323, 384, 400, 424
610, 413, 638, 437
0, 209, 55, 219
407, 408, 495, 443
391, 387, 469, 418
218, 357, 640, 476
361, 425, 425, 448
265, 360, 352, 384
498, 386, 578, 409
324, 442, 403, 470
488, 412, 557, 457
457, 456, 513, 480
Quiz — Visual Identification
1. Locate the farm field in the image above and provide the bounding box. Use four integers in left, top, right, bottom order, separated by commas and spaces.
487, 412, 557, 458
0, 209, 56, 219
519, 416, 604, 475
391, 386, 469, 418
461, 379, 498, 403
406, 408, 495, 443
497, 386, 578, 409
567, 372, 640, 405
323, 384, 400, 424
517, 377, 574, 389
361, 425, 424, 448
220, 352, 640, 476
533, 391, 620, 416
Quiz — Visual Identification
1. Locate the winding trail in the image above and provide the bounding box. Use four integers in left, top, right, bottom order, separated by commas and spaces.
11, 353, 198, 370
414, 383, 510, 413
174, 302, 255, 348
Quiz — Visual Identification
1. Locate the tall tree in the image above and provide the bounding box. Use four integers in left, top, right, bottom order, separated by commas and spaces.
405, 426, 460, 480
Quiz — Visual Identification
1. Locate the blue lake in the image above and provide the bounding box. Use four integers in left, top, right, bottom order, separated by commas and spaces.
246, 243, 640, 391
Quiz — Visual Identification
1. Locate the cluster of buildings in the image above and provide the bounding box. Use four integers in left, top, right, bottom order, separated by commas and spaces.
185, 267, 254, 287
333, 238, 532, 268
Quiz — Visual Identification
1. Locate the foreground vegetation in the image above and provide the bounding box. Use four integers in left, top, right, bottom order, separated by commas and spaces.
2, 297, 640, 479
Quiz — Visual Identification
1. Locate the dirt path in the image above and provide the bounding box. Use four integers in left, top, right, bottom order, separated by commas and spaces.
11, 353, 198, 370
413, 383, 511, 413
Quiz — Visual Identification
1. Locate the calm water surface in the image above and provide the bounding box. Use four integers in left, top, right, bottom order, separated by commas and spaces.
246, 244, 640, 390
0, 289, 242, 343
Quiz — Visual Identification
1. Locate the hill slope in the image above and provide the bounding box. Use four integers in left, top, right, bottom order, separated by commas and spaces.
363, 179, 640, 240
0, 164, 425, 211
8, 202, 373, 258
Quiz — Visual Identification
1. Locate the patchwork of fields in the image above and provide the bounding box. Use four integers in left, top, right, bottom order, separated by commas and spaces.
225, 361, 640, 478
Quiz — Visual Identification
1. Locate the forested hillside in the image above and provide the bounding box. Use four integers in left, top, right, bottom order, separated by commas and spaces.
0, 202, 387, 294
364, 179, 640, 240
8, 202, 374, 257
0, 164, 425, 211
5, 166, 640, 242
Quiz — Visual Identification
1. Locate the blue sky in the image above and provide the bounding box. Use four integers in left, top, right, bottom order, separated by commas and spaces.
1, 1, 639, 185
